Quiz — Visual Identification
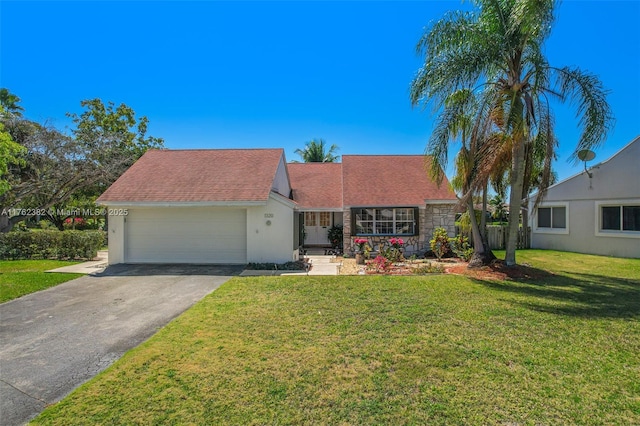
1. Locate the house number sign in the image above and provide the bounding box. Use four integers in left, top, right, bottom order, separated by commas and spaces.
264, 213, 274, 218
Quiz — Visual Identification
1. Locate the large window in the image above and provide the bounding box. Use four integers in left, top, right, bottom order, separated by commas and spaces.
352, 207, 417, 236
534, 204, 568, 234
598, 203, 640, 234
537, 206, 566, 229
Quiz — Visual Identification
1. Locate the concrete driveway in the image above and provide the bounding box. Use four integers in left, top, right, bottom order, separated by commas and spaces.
0, 264, 243, 426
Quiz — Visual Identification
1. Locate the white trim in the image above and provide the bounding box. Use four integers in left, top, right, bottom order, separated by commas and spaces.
532, 202, 570, 235
594, 199, 640, 239
268, 191, 297, 208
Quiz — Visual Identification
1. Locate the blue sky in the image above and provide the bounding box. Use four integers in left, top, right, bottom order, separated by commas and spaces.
2, 1, 638, 183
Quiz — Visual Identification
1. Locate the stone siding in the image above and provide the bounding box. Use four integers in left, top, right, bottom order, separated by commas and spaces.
342, 204, 457, 256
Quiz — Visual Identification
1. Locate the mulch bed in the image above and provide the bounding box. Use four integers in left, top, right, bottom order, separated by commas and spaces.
445, 259, 552, 281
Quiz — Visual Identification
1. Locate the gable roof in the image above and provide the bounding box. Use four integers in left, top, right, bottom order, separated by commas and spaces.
341, 155, 457, 206
97, 149, 286, 204
287, 163, 343, 209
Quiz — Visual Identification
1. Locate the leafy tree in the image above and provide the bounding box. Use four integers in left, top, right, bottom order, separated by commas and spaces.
0, 121, 25, 197
294, 139, 340, 162
0, 98, 164, 232
410, 0, 612, 266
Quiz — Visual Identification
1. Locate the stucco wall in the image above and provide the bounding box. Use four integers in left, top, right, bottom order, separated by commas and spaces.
106, 213, 125, 265
246, 194, 296, 263
529, 138, 640, 258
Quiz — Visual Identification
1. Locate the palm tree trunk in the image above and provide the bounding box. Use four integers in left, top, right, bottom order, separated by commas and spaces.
481, 182, 487, 238
505, 138, 526, 266
467, 196, 496, 268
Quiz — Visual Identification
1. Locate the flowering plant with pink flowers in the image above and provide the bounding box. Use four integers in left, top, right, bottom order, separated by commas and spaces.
389, 237, 404, 249
353, 238, 368, 252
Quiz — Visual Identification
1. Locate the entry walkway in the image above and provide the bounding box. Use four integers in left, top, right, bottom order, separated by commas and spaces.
239, 255, 341, 276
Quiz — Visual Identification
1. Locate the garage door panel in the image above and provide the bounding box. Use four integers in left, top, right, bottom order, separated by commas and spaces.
125, 208, 247, 264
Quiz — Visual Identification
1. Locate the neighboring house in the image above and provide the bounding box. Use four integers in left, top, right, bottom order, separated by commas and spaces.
527, 135, 640, 259
98, 150, 458, 265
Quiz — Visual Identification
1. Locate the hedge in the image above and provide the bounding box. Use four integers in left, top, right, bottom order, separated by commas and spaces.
0, 230, 105, 260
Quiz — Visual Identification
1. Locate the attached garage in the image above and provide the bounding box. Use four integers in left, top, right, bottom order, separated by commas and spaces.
124, 207, 247, 264
97, 149, 297, 265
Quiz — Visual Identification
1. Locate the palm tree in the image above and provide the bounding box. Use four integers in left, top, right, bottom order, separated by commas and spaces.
294, 139, 340, 163
427, 88, 497, 266
0, 88, 24, 117
410, 0, 612, 266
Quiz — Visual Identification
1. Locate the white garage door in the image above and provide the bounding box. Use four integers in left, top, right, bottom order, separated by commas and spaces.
125, 208, 247, 264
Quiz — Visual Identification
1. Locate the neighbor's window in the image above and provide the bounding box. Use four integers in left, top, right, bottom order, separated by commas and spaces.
537, 206, 566, 229
601, 205, 640, 232
352, 207, 417, 236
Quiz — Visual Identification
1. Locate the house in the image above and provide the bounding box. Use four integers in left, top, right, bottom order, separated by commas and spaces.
97, 149, 297, 265
97, 150, 458, 265
527, 135, 640, 258
289, 155, 458, 255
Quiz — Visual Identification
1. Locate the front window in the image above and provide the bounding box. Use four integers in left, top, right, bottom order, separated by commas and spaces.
352, 207, 417, 236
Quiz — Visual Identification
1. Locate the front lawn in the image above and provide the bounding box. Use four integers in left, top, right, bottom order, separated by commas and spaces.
0, 260, 83, 303
33, 250, 640, 425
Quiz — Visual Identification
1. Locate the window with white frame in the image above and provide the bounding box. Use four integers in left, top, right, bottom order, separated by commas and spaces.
352, 207, 417, 236
596, 201, 640, 237
534, 204, 568, 234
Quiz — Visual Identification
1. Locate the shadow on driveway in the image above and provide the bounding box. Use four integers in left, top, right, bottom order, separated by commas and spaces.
94, 263, 245, 277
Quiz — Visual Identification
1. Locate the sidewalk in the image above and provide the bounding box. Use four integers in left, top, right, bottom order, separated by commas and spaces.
47, 250, 109, 274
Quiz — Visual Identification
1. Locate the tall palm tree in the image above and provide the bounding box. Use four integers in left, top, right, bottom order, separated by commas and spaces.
294, 139, 340, 163
0, 88, 24, 117
428, 88, 497, 266
410, 0, 612, 266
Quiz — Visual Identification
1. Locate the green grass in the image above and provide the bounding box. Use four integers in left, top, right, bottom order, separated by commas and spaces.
0, 260, 83, 303
33, 250, 640, 425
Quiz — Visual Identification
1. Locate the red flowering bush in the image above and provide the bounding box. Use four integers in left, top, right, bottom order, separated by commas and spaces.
353, 238, 368, 252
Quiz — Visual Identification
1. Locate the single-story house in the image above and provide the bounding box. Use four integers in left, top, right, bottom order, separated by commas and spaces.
527, 135, 640, 258
97, 149, 458, 264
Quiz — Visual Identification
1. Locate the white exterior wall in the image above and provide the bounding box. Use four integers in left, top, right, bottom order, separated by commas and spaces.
529, 137, 640, 258
107, 213, 125, 265
271, 156, 292, 198
246, 193, 296, 263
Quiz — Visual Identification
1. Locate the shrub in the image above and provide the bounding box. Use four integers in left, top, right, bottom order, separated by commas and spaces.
327, 224, 343, 250
412, 261, 445, 274
450, 234, 474, 261
430, 227, 451, 260
366, 255, 393, 274
0, 230, 104, 260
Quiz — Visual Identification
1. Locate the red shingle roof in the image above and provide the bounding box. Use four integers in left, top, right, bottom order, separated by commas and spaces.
341, 155, 457, 206
97, 149, 285, 203
287, 163, 343, 209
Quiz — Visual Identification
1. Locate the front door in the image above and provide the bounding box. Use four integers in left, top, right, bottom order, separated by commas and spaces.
304, 212, 332, 245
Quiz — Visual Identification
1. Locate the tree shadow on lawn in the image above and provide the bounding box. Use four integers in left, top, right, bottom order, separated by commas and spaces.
468, 267, 640, 319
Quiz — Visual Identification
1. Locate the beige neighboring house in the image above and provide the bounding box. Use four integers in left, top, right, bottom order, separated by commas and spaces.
527, 135, 640, 258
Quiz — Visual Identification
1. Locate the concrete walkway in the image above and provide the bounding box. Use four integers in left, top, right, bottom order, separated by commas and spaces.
46, 250, 109, 274
239, 255, 340, 276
